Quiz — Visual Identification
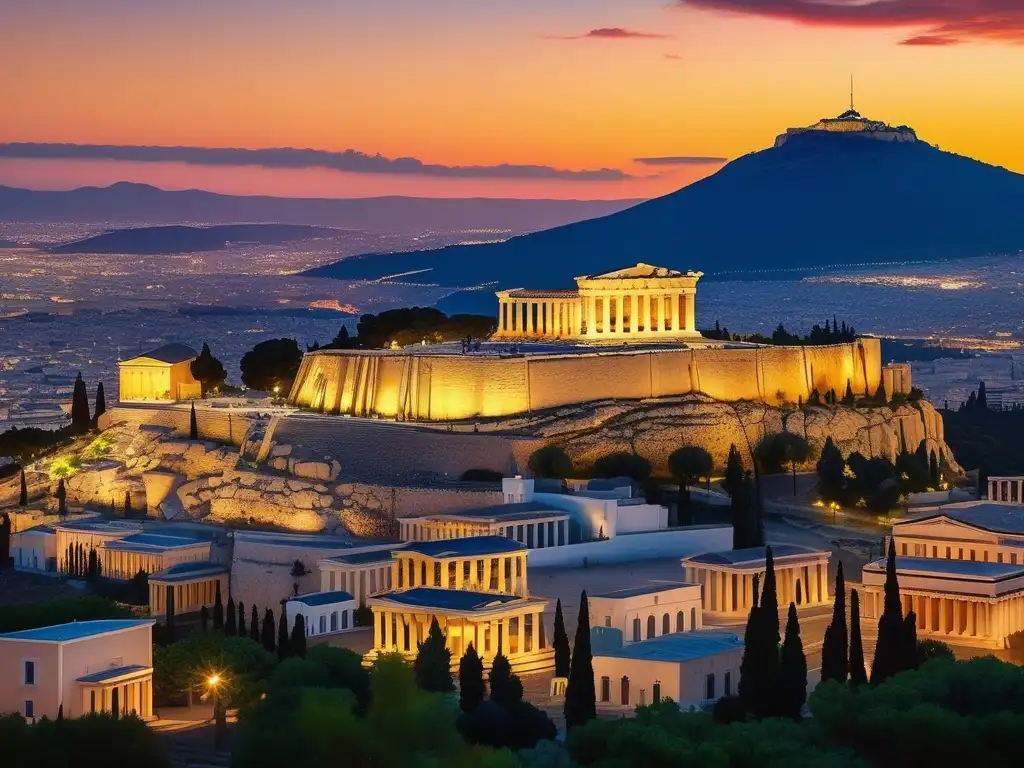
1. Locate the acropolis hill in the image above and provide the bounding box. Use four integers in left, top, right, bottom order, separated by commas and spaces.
289, 264, 895, 421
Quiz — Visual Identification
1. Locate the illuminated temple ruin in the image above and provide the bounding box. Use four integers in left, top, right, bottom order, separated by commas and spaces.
289, 263, 895, 420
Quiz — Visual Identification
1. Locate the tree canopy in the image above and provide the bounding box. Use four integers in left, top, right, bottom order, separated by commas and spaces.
239, 338, 302, 393
528, 445, 574, 480
190, 342, 227, 394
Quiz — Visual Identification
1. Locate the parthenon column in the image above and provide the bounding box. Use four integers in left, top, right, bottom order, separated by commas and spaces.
685, 291, 696, 332
670, 292, 680, 332
586, 295, 596, 336
601, 295, 610, 335
526, 302, 534, 335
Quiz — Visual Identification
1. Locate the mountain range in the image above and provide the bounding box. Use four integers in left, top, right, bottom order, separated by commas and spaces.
0, 182, 639, 235
304, 131, 1024, 314
47, 223, 336, 255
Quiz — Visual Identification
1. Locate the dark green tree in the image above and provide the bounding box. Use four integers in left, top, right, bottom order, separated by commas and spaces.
871, 539, 908, 685
123, 490, 132, 519
189, 402, 198, 440
225, 596, 237, 636
735, 471, 764, 548
165, 585, 176, 642
903, 610, 919, 672
190, 342, 227, 394
738, 572, 760, 712
874, 379, 887, 405
724, 443, 745, 498
564, 590, 596, 729
458, 642, 485, 712
277, 611, 290, 661
413, 617, 454, 692
237, 600, 246, 638
816, 436, 846, 502
739, 547, 780, 718
239, 338, 302, 393
527, 445, 574, 479
977, 380, 988, 410
552, 599, 571, 679
779, 602, 807, 720
0, 512, 12, 569
848, 589, 867, 686
212, 581, 224, 630
71, 373, 91, 434
929, 450, 940, 487
843, 379, 856, 406
56, 477, 67, 517
200, 605, 209, 632
668, 445, 713, 525
19, 468, 28, 506
290, 614, 307, 659
592, 452, 651, 484
488, 651, 524, 707
94, 382, 106, 423
250, 604, 260, 643
261, 608, 276, 653
820, 561, 848, 684
86, 548, 99, 582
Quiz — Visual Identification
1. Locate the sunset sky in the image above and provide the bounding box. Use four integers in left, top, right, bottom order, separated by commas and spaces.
2, 0, 1023, 200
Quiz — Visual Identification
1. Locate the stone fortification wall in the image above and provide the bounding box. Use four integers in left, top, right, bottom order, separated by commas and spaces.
99, 406, 253, 447
289, 339, 881, 421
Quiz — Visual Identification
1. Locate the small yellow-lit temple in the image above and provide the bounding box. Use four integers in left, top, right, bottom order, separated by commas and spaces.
118, 344, 202, 402
289, 262, 896, 420
494, 263, 702, 341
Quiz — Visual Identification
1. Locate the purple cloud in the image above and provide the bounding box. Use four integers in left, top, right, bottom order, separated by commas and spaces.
544, 27, 671, 40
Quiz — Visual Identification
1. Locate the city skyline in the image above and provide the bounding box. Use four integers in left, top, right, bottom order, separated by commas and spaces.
2, 0, 1023, 200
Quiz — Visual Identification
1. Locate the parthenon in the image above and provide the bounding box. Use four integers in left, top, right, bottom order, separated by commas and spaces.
494, 263, 703, 341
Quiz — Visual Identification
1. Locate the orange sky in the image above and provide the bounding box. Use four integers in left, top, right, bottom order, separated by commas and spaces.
2, 1, 1023, 200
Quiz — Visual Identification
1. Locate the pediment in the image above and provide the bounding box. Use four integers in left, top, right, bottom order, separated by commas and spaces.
582, 263, 695, 280
896, 515, 1001, 544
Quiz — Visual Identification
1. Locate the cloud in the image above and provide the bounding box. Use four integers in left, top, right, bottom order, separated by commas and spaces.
634, 156, 727, 166
664, 53, 685, 60
900, 34, 962, 46
0, 142, 641, 182
544, 27, 671, 40
674, 1, 1024, 44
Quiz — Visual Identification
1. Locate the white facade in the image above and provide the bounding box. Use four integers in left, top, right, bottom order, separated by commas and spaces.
319, 551, 398, 606
286, 591, 358, 637
592, 628, 743, 709
589, 583, 703, 643
12, 526, 57, 572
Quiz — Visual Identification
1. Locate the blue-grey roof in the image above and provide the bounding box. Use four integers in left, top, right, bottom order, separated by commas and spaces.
684, 544, 827, 567
0, 620, 153, 642
401, 536, 526, 559
901, 504, 1024, 536
17, 525, 55, 536
234, 531, 399, 550
597, 630, 743, 662
57, 519, 141, 534
865, 556, 1024, 581
130, 343, 198, 365
440, 501, 569, 522
594, 582, 698, 600
373, 587, 522, 612
77, 664, 150, 684
325, 548, 404, 566
150, 561, 229, 582
289, 590, 355, 607
104, 532, 206, 551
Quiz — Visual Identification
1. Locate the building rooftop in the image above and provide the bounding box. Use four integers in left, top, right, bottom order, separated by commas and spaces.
104, 532, 207, 552
18, 525, 55, 535
123, 343, 198, 365
372, 587, 526, 612
56, 519, 142, 535
149, 561, 229, 582
900, 503, 1024, 536
865, 556, 1024, 581
323, 548, 405, 566
77, 664, 151, 684
401, 536, 526, 559
289, 590, 355, 607
233, 530, 398, 550
593, 582, 698, 600
597, 630, 743, 662
0, 619, 153, 643
684, 544, 828, 567
435, 501, 570, 523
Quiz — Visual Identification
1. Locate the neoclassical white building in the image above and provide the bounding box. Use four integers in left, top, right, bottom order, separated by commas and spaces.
494, 263, 702, 341
682, 545, 833, 617
864, 502, 1024, 648
589, 583, 703, 643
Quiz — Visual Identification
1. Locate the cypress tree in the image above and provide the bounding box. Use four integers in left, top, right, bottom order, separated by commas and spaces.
738, 573, 760, 714
874, 380, 887, 405
488, 650, 523, 706
189, 402, 199, 440
870, 539, 905, 685
237, 600, 246, 637
277, 610, 290, 661
760, 546, 780, 645
848, 589, 868, 686
56, 478, 67, 517
94, 382, 106, 422
929, 450, 940, 487
977, 380, 988, 410
903, 610, 919, 672
724, 444, 744, 499
19, 469, 27, 507
261, 608, 276, 653
290, 614, 307, 658
816, 437, 845, 502
166, 585, 176, 641
820, 561, 848, 684
458, 642, 485, 712
779, 603, 807, 720
843, 379, 855, 406
200, 605, 209, 632
0, 513, 11, 570
250, 604, 260, 643
71, 373, 91, 434
564, 590, 596, 729
213, 581, 224, 630
553, 599, 571, 679
413, 617, 454, 692
743, 547, 781, 718
124, 490, 132, 519
225, 596, 237, 635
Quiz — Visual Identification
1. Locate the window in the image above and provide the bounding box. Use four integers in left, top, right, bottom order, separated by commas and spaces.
705, 673, 715, 701
330, 612, 338, 632
604, 616, 612, 628
901, 543, 907, 555
620, 676, 630, 706
970, 550, 976, 561
24, 701, 33, 719
632, 618, 641, 642
653, 681, 662, 704
516, 525, 524, 542
319, 615, 327, 634
946, 547, 951, 559
998, 553, 1004, 563
1014, 554, 1019, 565
725, 671, 732, 696
676, 611, 685, 632
341, 610, 349, 630
23, 660, 35, 686
600, 676, 610, 702
90, 690, 96, 713
646, 615, 656, 639
932, 546, 938, 558
662, 613, 670, 635
691, 607, 698, 630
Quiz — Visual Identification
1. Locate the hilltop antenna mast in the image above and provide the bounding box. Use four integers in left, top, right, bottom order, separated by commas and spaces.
850, 74, 855, 111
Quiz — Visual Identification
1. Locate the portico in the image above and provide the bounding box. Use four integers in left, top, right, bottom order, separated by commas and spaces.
494, 263, 703, 342
988, 477, 1024, 504
391, 537, 529, 597
682, 545, 832, 617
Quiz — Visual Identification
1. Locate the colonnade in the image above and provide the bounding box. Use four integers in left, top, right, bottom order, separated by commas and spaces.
579, 290, 695, 338
684, 562, 830, 615
988, 476, 1024, 503
863, 589, 1024, 648
496, 296, 580, 338
80, 676, 153, 719
401, 517, 569, 550
372, 607, 546, 662
322, 563, 393, 606
393, 551, 528, 597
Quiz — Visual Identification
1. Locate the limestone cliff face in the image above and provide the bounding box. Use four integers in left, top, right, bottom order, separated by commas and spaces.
504, 395, 957, 476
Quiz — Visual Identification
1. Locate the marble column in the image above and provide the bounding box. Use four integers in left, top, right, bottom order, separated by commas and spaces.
685, 291, 696, 332
531, 611, 540, 652
670, 292, 680, 332
601, 295, 610, 335
587, 295, 596, 336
